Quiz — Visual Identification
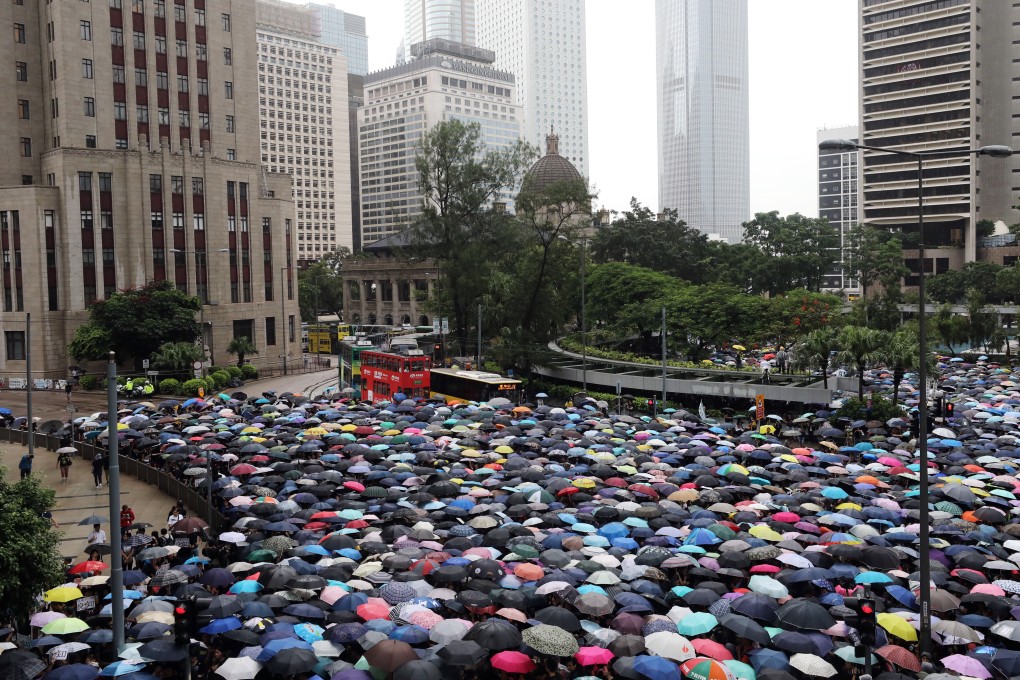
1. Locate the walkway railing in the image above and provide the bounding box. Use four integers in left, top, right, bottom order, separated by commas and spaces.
0, 428, 226, 532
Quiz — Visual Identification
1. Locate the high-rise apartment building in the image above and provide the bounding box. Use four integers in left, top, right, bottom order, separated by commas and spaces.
476, 0, 589, 178
358, 39, 520, 244
0, 0, 301, 378
398, 0, 476, 63
655, 0, 749, 244
256, 0, 353, 262
818, 126, 861, 295
859, 0, 1018, 278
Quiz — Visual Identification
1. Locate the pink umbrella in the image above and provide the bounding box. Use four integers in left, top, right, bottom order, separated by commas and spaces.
319, 586, 347, 606
773, 512, 801, 523
693, 639, 733, 661
30, 611, 66, 628
407, 610, 443, 630
971, 583, 1007, 597
575, 647, 615, 666
942, 654, 992, 678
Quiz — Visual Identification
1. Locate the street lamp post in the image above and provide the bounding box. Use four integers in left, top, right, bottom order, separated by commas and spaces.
819, 138, 1013, 660
557, 235, 588, 391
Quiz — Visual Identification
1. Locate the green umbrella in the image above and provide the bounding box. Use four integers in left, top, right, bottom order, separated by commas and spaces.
41, 617, 90, 635
724, 661, 756, 680
246, 549, 277, 562
834, 646, 877, 666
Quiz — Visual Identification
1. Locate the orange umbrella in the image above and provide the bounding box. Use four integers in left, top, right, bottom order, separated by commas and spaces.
514, 563, 544, 581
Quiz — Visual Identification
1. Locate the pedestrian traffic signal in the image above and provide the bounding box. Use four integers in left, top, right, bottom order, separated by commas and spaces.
844, 596, 877, 645
945, 401, 954, 417
173, 602, 191, 646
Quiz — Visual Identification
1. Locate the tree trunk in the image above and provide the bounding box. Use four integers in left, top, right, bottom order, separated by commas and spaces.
857, 358, 865, 402
892, 368, 903, 408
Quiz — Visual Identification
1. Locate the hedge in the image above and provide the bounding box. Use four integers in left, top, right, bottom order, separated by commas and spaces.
240, 364, 258, 379
227, 366, 242, 378
181, 379, 206, 396
159, 378, 181, 395
80, 375, 100, 390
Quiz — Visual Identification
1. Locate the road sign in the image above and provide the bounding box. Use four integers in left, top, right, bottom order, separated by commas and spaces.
755, 394, 765, 421
198, 387, 205, 398
142, 359, 149, 369
147, 371, 159, 377
65, 404, 77, 413
441, 317, 449, 334
193, 361, 203, 369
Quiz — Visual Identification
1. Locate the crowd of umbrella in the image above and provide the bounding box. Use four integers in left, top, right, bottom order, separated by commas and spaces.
3, 359, 1020, 680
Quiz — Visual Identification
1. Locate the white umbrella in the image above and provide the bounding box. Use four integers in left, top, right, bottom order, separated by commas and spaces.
790, 654, 838, 678
49, 642, 91, 659
215, 656, 263, 680
643, 631, 695, 662
218, 532, 247, 544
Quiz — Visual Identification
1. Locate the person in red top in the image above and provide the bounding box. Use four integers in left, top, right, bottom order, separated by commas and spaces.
120, 504, 135, 538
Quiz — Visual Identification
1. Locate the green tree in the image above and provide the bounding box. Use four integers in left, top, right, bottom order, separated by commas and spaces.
966, 289, 999, 352
226, 336, 257, 368
663, 283, 769, 360
589, 201, 716, 283
878, 329, 920, 408
0, 469, 64, 621
794, 327, 839, 389
408, 119, 535, 354
836, 326, 884, 401
741, 211, 840, 295
842, 224, 909, 303
926, 269, 967, 304
976, 219, 996, 238
298, 248, 350, 323
765, 289, 845, 345
67, 280, 201, 370
150, 342, 204, 374
932, 304, 970, 356
962, 261, 1004, 302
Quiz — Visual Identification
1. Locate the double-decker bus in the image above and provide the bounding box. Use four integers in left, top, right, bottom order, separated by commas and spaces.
339, 339, 376, 393
305, 323, 352, 355
429, 368, 522, 404
361, 349, 432, 402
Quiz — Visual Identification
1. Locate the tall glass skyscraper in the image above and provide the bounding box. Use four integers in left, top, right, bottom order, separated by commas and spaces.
306, 3, 369, 76
399, 0, 477, 62
656, 0, 749, 244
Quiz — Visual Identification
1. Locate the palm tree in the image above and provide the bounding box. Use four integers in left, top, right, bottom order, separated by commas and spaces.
878, 329, 919, 408
150, 341, 204, 374
226, 336, 257, 368
836, 326, 884, 402
794, 327, 838, 389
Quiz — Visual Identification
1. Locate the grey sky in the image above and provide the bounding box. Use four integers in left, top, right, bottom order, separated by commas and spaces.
296, 0, 858, 220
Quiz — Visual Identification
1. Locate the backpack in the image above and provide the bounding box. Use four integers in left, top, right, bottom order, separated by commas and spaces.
58, 453, 72, 467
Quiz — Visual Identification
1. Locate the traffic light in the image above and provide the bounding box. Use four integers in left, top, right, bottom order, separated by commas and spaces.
844, 596, 877, 646
945, 401, 954, 418
173, 601, 191, 647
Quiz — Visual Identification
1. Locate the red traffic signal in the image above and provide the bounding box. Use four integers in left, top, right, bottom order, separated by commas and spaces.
860, 602, 874, 615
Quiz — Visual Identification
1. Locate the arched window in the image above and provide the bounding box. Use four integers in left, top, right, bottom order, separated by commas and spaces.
402, 315, 411, 325
368, 313, 376, 325
419, 315, 429, 326
384, 314, 394, 326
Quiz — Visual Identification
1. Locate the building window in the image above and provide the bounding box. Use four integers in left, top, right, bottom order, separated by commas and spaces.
19, 137, 31, 157
225, 115, 234, 132
6, 332, 25, 361
192, 177, 204, 195
221, 13, 230, 31
172, 212, 184, 229
195, 8, 205, 26
80, 210, 93, 229
151, 211, 163, 229
173, 3, 184, 21
266, 317, 276, 346
15, 62, 27, 81
154, 0, 164, 17
156, 71, 168, 90
158, 108, 169, 125
83, 249, 95, 265
136, 106, 148, 122
100, 210, 113, 229
99, 172, 112, 192
112, 64, 125, 83
133, 31, 145, 50
199, 112, 209, 129
223, 48, 232, 65
197, 78, 208, 96
177, 75, 188, 92
17, 100, 28, 119
227, 148, 235, 160
113, 101, 126, 120
171, 175, 183, 193
13, 23, 24, 44
80, 20, 91, 40
134, 67, 147, 86
175, 39, 187, 58
109, 0, 121, 7
111, 27, 123, 46
149, 174, 162, 193
193, 214, 205, 230
179, 111, 190, 127
224, 81, 233, 99
82, 58, 93, 79
84, 97, 96, 117
196, 43, 207, 61
155, 35, 165, 53
86, 135, 97, 148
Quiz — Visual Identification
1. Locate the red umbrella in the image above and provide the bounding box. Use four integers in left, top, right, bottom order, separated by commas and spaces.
356, 600, 391, 621
575, 647, 615, 666
491, 651, 536, 673
692, 639, 733, 661
229, 463, 258, 475
875, 645, 921, 672
69, 560, 107, 574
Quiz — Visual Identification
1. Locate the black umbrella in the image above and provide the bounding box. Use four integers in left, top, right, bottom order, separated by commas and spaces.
393, 661, 442, 680
720, 614, 771, 645
137, 638, 189, 662
534, 606, 581, 632
265, 648, 318, 675
436, 640, 486, 667
776, 598, 837, 631
462, 618, 522, 651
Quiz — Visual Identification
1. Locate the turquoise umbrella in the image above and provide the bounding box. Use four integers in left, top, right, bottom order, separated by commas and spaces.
677, 612, 718, 636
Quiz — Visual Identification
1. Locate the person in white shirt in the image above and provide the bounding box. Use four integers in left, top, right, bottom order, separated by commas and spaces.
760, 358, 772, 384
167, 511, 184, 529
87, 524, 107, 544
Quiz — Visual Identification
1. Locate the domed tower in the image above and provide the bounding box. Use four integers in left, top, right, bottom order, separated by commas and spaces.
522, 128, 583, 194
517, 128, 591, 232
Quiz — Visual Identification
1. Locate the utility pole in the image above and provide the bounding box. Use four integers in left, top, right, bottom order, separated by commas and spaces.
661, 306, 667, 405
26, 312, 32, 456
477, 304, 482, 370
107, 352, 125, 652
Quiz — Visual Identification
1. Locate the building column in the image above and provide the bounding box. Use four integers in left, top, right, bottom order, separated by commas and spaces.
408, 279, 418, 326
374, 279, 384, 325
358, 280, 368, 326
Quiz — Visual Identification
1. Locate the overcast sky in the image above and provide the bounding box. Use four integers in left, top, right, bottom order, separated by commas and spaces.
297, 0, 859, 219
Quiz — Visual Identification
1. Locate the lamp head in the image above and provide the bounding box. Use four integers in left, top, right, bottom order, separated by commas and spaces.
977, 145, 1014, 158
819, 138, 859, 152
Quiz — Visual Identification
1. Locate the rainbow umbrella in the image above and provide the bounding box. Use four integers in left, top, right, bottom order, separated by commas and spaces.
681, 657, 737, 680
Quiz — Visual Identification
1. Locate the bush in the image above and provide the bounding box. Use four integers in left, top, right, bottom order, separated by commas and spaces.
208, 365, 226, 375
80, 375, 99, 390
226, 366, 242, 379
211, 371, 231, 389
158, 378, 181, 395
181, 379, 206, 397
240, 364, 258, 379
837, 394, 904, 423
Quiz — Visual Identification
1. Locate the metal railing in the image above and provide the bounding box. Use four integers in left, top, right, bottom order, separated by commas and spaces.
0, 428, 226, 531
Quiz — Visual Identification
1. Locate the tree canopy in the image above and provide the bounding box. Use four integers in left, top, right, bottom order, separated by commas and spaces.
298, 248, 350, 323
740, 211, 840, 296
0, 469, 64, 619
68, 280, 201, 369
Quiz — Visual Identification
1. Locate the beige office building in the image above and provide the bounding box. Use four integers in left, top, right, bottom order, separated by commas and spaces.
256, 0, 353, 262
0, 0, 301, 379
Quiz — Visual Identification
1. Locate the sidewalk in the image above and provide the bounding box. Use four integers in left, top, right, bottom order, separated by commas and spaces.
2, 443, 179, 560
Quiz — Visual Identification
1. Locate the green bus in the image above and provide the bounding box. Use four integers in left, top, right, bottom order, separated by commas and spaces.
339, 339, 375, 393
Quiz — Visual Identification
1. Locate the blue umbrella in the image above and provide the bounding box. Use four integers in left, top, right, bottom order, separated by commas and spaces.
45, 665, 100, 680
632, 656, 682, 680
200, 617, 242, 635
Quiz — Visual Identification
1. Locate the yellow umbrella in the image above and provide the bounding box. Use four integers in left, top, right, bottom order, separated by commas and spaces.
241, 426, 262, 434
732, 345, 746, 352
43, 586, 83, 603
135, 611, 175, 625
759, 425, 776, 435
670, 490, 700, 503
835, 503, 863, 511
494, 446, 514, 454
304, 427, 329, 436
877, 613, 918, 641
748, 525, 784, 542
572, 478, 596, 490
341, 424, 358, 432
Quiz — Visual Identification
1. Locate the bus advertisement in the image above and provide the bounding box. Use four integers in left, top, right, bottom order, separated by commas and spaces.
360, 350, 432, 402
430, 368, 522, 404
